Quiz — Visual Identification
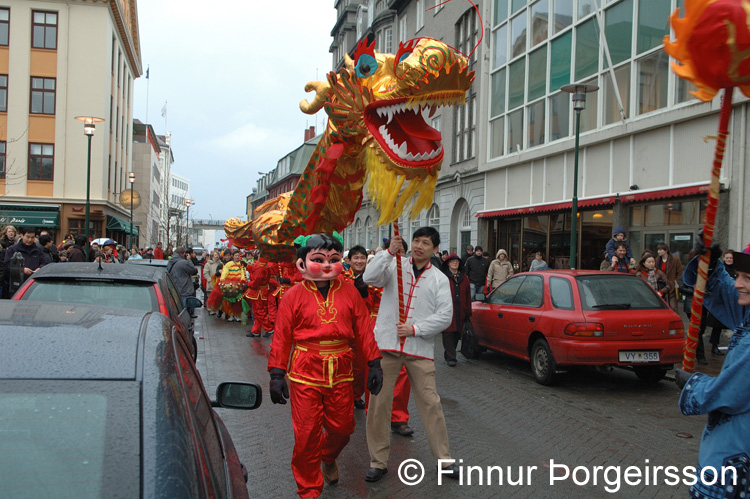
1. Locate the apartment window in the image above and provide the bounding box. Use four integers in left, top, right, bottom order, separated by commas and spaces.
0, 8, 9, 46
30, 77, 55, 114
530, 0, 548, 48
28, 143, 54, 180
32, 11, 57, 49
549, 91, 570, 141
383, 27, 392, 53
0, 141, 5, 179
575, 18, 599, 81
553, 0, 573, 33
0, 75, 7, 112
637, 52, 668, 115
510, 10, 527, 58
637, 0, 670, 54
453, 8, 478, 163
603, 63, 630, 124
605, 0, 633, 66
399, 15, 407, 44
416, 0, 424, 30
427, 204, 440, 227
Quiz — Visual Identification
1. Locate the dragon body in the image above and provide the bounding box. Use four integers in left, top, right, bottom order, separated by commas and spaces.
226, 37, 474, 260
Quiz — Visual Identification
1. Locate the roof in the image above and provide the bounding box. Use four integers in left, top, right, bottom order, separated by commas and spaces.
0, 301, 150, 380
31, 262, 164, 282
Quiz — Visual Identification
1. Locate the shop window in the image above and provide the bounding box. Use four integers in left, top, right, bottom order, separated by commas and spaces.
528, 100, 545, 147
637, 52, 668, 115
0, 8, 7, 46
508, 58, 525, 110
605, 0, 633, 65
553, 0, 573, 34
603, 63, 630, 124
630, 205, 643, 227
522, 215, 549, 270
636, 0, 670, 54
549, 212, 571, 269
507, 109, 524, 153
28, 143, 53, 180
491, 68, 506, 118
550, 31, 572, 92
581, 210, 613, 269
32, 11, 57, 50
528, 46, 547, 101
493, 24, 508, 69
490, 117, 505, 158
575, 18, 599, 81
511, 10, 527, 58
549, 91, 570, 141
495, 0, 509, 25
530, 0, 549, 47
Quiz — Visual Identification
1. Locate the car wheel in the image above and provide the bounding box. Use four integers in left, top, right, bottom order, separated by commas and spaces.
460, 322, 482, 359
531, 339, 556, 386
633, 365, 668, 383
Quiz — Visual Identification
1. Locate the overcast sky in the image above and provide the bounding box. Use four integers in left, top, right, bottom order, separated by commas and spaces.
133, 1, 336, 223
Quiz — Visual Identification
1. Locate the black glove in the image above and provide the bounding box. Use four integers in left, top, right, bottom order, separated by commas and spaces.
367, 359, 383, 395
674, 369, 692, 390
269, 368, 289, 404
354, 275, 369, 299
693, 231, 722, 269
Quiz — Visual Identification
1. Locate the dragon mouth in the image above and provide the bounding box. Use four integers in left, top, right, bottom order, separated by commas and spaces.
365, 99, 444, 166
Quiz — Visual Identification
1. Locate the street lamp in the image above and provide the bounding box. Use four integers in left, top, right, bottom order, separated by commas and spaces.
560, 84, 598, 269
128, 172, 135, 250
185, 199, 194, 247
74, 116, 105, 258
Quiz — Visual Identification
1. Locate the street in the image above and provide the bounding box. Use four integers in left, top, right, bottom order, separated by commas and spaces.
194, 308, 708, 499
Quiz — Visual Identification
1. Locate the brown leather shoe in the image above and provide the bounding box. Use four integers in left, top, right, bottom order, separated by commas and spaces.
322, 460, 339, 485
391, 423, 414, 437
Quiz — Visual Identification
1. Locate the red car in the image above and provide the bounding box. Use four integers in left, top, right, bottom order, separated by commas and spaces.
463, 270, 685, 385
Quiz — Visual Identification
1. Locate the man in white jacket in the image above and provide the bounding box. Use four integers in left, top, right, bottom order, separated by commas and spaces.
362, 226, 459, 482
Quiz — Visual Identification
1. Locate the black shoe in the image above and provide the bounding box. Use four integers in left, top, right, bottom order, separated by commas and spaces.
190, 314, 198, 319
365, 467, 387, 482
447, 359, 457, 367
439, 463, 460, 480
354, 399, 366, 409
246, 332, 260, 338
711, 345, 725, 355
391, 423, 414, 437
696, 357, 709, 365
263, 330, 274, 338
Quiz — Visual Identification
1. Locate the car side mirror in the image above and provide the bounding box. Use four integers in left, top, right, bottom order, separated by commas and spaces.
213, 382, 262, 409
186, 296, 203, 309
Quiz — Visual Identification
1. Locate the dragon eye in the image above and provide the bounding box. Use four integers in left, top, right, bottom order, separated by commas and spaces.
355, 54, 378, 78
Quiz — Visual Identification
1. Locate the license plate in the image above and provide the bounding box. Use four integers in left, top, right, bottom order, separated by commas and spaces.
619, 351, 660, 363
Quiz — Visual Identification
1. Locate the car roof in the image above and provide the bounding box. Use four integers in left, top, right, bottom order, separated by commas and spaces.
32, 262, 164, 281
0, 301, 151, 380
524, 269, 638, 278
126, 258, 169, 267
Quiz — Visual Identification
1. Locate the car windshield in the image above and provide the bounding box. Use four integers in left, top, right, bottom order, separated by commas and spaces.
0, 380, 140, 497
576, 275, 667, 311
23, 280, 158, 312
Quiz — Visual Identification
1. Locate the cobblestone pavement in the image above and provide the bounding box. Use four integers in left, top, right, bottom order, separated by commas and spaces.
194, 309, 709, 499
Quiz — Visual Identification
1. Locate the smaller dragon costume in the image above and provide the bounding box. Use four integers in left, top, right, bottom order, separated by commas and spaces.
217, 259, 247, 319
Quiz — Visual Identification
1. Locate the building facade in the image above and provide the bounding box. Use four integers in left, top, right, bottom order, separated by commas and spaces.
0, 0, 141, 245
168, 171, 190, 247
477, 0, 747, 270
132, 119, 163, 248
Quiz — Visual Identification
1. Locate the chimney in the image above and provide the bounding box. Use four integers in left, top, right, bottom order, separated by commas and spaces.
304, 126, 316, 141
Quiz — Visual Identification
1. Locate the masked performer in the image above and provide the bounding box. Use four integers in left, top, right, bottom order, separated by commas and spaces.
217, 249, 247, 322
244, 258, 277, 337
268, 233, 383, 498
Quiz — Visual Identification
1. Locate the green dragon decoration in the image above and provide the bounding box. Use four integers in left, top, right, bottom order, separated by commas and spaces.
225, 37, 475, 260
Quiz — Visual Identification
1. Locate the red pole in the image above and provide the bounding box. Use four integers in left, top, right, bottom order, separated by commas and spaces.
393, 222, 406, 346
683, 88, 733, 372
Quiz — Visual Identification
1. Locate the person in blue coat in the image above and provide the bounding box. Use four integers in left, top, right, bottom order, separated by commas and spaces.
677, 242, 750, 499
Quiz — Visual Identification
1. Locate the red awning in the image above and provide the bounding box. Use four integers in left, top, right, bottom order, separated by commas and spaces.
619, 183, 709, 204
477, 195, 617, 218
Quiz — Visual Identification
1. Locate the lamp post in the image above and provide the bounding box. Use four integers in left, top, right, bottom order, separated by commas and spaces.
74, 116, 105, 258
560, 84, 598, 269
128, 172, 135, 250
185, 199, 194, 247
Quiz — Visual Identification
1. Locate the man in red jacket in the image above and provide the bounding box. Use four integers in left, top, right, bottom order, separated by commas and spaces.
153, 242, 164, 260
268, 233, 382, 498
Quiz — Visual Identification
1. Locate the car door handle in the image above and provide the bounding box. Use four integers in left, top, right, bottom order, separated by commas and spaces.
497, 312, 503, 318
528, 316, 535, 322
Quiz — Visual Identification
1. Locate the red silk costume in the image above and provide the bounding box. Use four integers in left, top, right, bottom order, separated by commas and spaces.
268, 279, 381, 498
244, 259, 277, 334
340, 269, 411, 424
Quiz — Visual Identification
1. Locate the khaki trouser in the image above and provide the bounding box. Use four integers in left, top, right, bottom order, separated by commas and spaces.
366, 350, 451, 469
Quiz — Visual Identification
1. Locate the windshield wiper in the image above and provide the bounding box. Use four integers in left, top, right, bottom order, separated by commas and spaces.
592, 303, 632, 309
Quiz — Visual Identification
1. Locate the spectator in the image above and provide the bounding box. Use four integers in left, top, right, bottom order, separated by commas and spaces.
143, 247, 154, 259
487, 249, 514, 291
100, 243, 119, 263
128, 246, 142, 260
38, 234, 58, 264
465, 245, 490, 298
167, 246, 198, 317
529, 250, 548, 271
1, 225, 18, 247
58, 250, 69, 262
37, 230, 59, 262
441, 254, 471, 367
88, 242, 100, 262
604, 243, 632, 273
4, 227, 47, 294
67, 235, 87, 262
153, 242, 164, 260
362, 226, 459, 482
165, 243, 173, 259
634, 252, 670, 298
461, 244, 474, 265
604, 226, 636, 266
655, 243, 683, 313
430, 246, 443, 268
203, 250, 223, 315
57, 233, 74, 251
441, 250, 449, 261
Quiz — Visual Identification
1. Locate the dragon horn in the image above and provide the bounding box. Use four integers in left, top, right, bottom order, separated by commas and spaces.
300, 80, 333, 114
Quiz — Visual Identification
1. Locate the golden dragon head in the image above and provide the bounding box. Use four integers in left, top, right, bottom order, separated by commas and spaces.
300, 37, 475, 224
